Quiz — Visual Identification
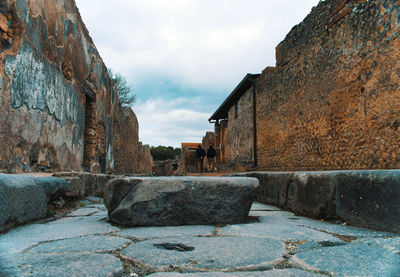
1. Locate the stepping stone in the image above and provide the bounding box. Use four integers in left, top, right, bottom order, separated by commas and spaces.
103, 176, 259, 227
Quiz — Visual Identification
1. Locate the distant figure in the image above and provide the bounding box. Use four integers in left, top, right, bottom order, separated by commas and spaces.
196, 145, 206, 173
172, 160, 178, 171
206, 145, 217, 172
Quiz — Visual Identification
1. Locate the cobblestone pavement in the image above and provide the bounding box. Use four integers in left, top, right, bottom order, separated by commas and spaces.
1, 198, 399, 276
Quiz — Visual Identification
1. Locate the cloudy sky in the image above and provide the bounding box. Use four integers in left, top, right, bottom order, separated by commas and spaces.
75, 0, 320, 147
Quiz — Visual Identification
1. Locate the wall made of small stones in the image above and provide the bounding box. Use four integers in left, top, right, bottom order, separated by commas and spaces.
214, 120, 228, 170
256, 0, 400, 171
227, 87, 254, 169
114, 106, 139, 175
138, 142, 153, 175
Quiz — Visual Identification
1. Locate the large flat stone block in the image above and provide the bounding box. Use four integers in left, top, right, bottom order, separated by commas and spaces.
103, 176, 259, 226
53, 172, 117, 197
0, 174, 47, 233
335, 170, 400, 233
231, 172, 336, 219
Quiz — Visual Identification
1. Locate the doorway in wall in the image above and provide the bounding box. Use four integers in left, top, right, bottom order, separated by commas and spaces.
83, 94, 97, 172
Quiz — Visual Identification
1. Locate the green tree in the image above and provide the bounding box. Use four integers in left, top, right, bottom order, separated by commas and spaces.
108, 69, 136, 106
151, 146, 181, 161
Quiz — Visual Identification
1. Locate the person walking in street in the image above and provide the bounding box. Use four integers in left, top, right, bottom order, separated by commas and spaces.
196, 145, 206, 173
206, 145, 217, 172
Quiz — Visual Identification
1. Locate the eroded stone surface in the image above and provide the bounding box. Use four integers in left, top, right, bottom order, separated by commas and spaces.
0, 253, 123, 277
0, 174, 47, 233
121, 236, 285, 271
67, 207, 100, 217
148, 269, 325, 276
104, 176, 259, 227
118, 225, 215, 239
0, 209, 119, 255
26, 235, 130, 253
222, 222, 341, 242
291, 244, 400, 277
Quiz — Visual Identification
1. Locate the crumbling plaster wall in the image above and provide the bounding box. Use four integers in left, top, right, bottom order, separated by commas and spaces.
257, 0, 400, 170
0, 0, 118, 172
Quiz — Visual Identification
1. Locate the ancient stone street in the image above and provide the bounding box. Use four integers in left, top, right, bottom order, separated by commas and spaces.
1, 198, 399, 276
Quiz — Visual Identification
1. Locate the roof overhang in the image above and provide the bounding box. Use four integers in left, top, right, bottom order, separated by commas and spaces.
208, 73, 260, 123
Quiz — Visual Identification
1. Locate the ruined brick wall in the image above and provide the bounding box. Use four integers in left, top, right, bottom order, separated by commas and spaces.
181, 146, 198, 173
257, 0, 400, 170
0, 0, 119, 173
138, 142, 153, 175
202, 131, 215, 151
114, 106, 139, 175
214, 120, 228, 169
227, 87, 254, 169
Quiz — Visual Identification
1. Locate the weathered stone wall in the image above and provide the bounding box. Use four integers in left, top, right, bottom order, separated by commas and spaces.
257, 0, 400, 170
138, 142, 153, 175
214, 120, 228, 170
181, 146, 198, 173
153, 159, 173, 176
114, 106, 139, 175
227, 87, 254, 169
0, 0, 120, 173
202, 131, 215, 151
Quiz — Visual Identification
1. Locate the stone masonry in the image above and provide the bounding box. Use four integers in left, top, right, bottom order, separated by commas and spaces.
0, 0, 146, 174
114, 107, 139, 175
209, 0, 400, 172
256, 0, 400, 171
226, 85, 255, 170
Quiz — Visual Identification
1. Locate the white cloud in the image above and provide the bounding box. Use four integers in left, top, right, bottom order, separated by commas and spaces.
76, 0, 320, 90
133, 98, 212, 147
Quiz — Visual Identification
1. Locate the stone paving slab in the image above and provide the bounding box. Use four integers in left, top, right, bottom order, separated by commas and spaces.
355, 236, 400, 254
290, 243, 400, 277
118, 225, 215, 240
66, 207, 101, 217
25, 235, 131, 254
0, 252, 123, 276
250, 202, 282, 211
121, 236, 285, 271
222, 222, 341, 242
254, 210, 395, 239
0, 211, 120, 255
148, 269, 325, 276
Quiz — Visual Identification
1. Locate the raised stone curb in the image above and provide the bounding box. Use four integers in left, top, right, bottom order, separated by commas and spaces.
104, 176, 259, 226
335, 170, 400, 234
0, 174, 47, 233
231, 170, 400, 233
0, 172, 115, 233
52, 172, 119, 197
